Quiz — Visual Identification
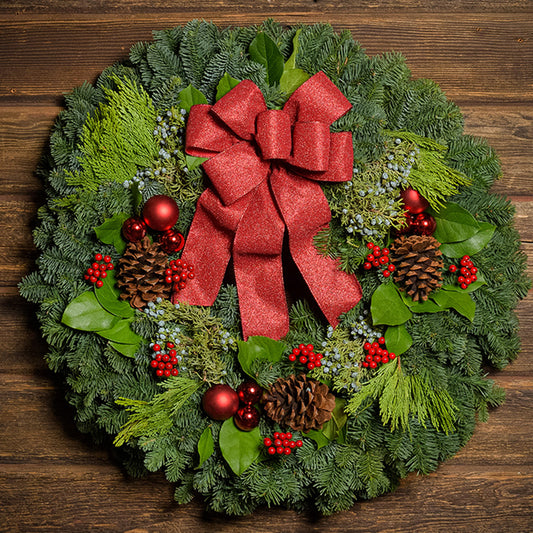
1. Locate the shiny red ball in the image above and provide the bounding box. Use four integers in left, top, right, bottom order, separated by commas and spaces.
236, 381, 263, 405
159, 229, 185, 254
142, 195, 180, 232
122, 216, 147, 242
234, 405, 260, 431
410, 212, 437, 236
400, 187, 430, 215
202, 384, 239, 421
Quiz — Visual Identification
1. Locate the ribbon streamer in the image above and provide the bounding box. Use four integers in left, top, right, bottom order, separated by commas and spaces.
173, 71, 362, 340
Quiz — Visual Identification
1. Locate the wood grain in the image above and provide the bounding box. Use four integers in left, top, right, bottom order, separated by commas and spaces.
0, 3, 531, 532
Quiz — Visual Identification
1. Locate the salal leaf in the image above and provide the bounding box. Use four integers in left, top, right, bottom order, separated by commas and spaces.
440, 222, 496, 258
400, 291, 443, 313
219, 418, 262, 475
321, 397, 347, 442
178, 84, 208, 113
62, 290, 119, 331
185, 154, 208, 171
94, 269, 134, 319
197, 426, 214, 467
110, 341, 139, 358
94, 213, 129, 254
431, 202, 479, 243
96, 318, 143, 345
431, 290, 476, 322
237, 336, 286, 379
305, 429, 330, 450
279, 29, 310, 95
216, 72, 241, 101
385, 324, 413, 356
249, 32, 284, 85
371, 283, 412, 326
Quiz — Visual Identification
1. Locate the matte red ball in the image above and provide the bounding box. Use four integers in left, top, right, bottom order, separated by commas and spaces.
202, 384, 239, 421
233, 405, 260, 431
142, 195, 180, 232
159, 229, 185, 254
400, 187, 430, 214
122, 216, 147, 242
236, 381, 263, 405
410, 212, 437, 236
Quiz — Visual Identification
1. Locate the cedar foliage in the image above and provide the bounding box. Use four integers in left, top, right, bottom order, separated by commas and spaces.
19, 20, 529, 515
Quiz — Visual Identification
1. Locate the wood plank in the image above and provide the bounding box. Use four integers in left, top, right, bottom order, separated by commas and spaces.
0, 14, 531, 104
3, 0, 533, 15
1, 104, 532, 195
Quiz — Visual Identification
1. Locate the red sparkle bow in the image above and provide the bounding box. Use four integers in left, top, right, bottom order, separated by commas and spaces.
172, 71, 362, 340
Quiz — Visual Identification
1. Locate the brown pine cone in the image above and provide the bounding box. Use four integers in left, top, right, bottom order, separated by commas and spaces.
263, 374, 336, 433
116, 237, 171, 309
390, 234, 443, 302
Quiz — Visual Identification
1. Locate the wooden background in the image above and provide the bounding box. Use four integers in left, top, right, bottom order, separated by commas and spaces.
0, 1, 531, 531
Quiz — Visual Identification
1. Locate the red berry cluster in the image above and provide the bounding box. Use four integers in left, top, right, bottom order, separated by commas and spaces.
362, 336, 396, 369
288, 344, 323, 371
363, 243, 395, 278
150, 341, 179, 378
83, 253, 114, 288
448, 255, 478, 290
164, 259, 195, 291
263, 432, 303, 456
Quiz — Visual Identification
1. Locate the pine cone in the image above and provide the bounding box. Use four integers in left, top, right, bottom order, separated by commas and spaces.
116, 237, 170, 309
390, 234, 443, 302
263, 374, 336, 433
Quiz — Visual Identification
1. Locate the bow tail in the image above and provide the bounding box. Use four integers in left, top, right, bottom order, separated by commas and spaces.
271, 169, 362, 327
172, 188, 250, 307
233, 180, 289, 340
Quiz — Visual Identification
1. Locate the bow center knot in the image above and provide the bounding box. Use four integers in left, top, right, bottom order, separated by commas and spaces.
255, 110, 292, 160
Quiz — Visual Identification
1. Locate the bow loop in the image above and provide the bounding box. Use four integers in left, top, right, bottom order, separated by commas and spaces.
255, 110, 292, 160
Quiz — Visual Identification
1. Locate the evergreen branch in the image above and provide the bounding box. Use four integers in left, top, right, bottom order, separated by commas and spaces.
114, 376, 202, 446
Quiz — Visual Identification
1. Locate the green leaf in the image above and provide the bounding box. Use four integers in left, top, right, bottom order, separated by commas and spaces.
305, 430, 330, 450
371, 283, 412, 326
441, 272, 487, 293
96, 318, 143, 345
385, 324, 413, 356
279, 68, 310, 96
431, 202, 480, 243
62, 290, 119, 331
94, 269, 134, 319
94, 213, 129, 254
431, 290, 476, 321
215, 72, 241, 100
109, 341, 139, 358
197, 426, 214, 467
219, 418, 262, 475
439, 222, 496, 258
400, 291, 444, 313
178, 84, 208, 113
285, 29, 302, 70
322, 397, 348, 442
237, 336, 286, 379
185, 154, 208, 171
249, 32, 284, 85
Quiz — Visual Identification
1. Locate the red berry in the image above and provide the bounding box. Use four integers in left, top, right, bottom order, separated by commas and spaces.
153, 344, 161, 352
171, 368, 179, 376
462, 255, 470, 261
363, 262, 372, 270
150, 360, 158, 368
264, 438, 272, 447
284, 447, 292, 455
382, 356, 389, 364
273, 432, 280, 439
106, 263, 114, 270
471, 275, 477, 282
387, 264, 395, 272
158, 362, 165, 370
288, 353, 297, 362
449, 265, 458, 273
298, 344, 305, 350
369, 361, 377, 368
301, 348, 309, 356
95, 280, 103, 288
100, 271, 107, 279
84, 275, 90, 280
295, 440, 303, 447
167, 342, 175, 349
103, 255, 111, 263
367, 254, 375, 262
367, 242, 374, 249
156, 369, 164, 377
89, 276, 97, 283
460, 267, 469, 276
471, 267, 478, 274
276, 447, 284, 454
373, 245, 381, 254
87, 268, 94, 276
382, 270, 391, 278
178, 281, 186, 289
460, 283, 468, 290
282, 439, 289, 447
372, 260, 380, 268
315, 361, 322, 367
374, 355, 381, 363
382, 248, 390, 255
458, 276, 465, 284
378, 337, 385, 345
155, 354, 162, 361
362, 362, 369, 367
289, 440, 296, 448
268, 447, 277, 455
373, 249, 381, 257
299, 356, 307, 364
389, 352, 396, 359
307, 362, 315, 370
306, 344, 313, 351
380, 256, 389, 264
274, 439, 282, 447
363, 342, 371, 351
95, 253, 103, 261
285, 432, 292, 440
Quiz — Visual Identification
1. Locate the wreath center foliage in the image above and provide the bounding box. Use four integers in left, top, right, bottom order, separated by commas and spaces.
20, 20, 529, 515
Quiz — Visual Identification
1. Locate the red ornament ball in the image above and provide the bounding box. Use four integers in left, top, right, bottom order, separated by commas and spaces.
410, 212, 437, 236
233, 405, 260, 431
122, 216, 147, 242
400, 187, 430, 215
237, 381, 263, 405
159, 229, 185, 254
142, 195, 180, 232
202, 384, 239, 421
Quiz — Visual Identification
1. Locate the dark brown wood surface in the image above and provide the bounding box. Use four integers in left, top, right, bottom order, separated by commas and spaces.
1, 2, 531, 532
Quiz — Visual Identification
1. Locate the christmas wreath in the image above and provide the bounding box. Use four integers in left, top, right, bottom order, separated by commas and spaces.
20, 20, 530, 515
